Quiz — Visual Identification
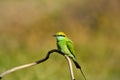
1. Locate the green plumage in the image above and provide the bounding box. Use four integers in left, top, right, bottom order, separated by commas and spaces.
53, 32, 80, 68
57, 37, 75, 59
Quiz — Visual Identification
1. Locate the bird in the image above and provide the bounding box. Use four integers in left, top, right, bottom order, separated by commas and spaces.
53, 32, 86, 80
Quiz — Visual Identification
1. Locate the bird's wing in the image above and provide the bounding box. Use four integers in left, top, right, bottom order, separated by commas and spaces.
66, 39, 75, 57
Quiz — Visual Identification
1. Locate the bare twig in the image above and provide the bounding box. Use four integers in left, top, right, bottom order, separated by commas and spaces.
0, 49, 64, 79
0, 62, 36, 78
64, 55, 75, 80
0, 49, 86, 80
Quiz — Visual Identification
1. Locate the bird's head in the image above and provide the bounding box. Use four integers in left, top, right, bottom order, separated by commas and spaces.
53, 32, 67, 39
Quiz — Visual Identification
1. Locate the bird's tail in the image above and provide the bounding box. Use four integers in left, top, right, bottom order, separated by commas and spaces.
73, 60, 81, 69
72, 59, 87, 80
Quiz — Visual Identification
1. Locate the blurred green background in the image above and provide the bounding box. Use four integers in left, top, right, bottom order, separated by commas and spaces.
0, 0, 120, 80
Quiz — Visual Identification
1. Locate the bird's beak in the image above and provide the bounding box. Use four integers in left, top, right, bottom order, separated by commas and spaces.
52, 34, 57, 37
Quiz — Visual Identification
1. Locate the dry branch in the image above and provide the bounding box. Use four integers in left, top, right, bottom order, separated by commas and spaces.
0, 49, 86, 80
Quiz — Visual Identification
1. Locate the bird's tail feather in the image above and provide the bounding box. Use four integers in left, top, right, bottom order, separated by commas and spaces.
73, 60, 81, 69
72, 60, 87, 80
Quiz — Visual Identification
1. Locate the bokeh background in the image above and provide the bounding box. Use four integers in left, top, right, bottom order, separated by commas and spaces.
0, 0, 120, 80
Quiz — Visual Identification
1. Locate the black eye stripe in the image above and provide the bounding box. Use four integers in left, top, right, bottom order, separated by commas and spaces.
59, 35, 65, 37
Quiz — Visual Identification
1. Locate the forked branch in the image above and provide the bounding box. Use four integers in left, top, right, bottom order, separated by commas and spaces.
0, 49, 86, 80
0, 49, 75, 80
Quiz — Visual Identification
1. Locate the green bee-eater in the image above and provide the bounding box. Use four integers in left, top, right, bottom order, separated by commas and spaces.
53, 32, 79, 67
53, 32, 86, 80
